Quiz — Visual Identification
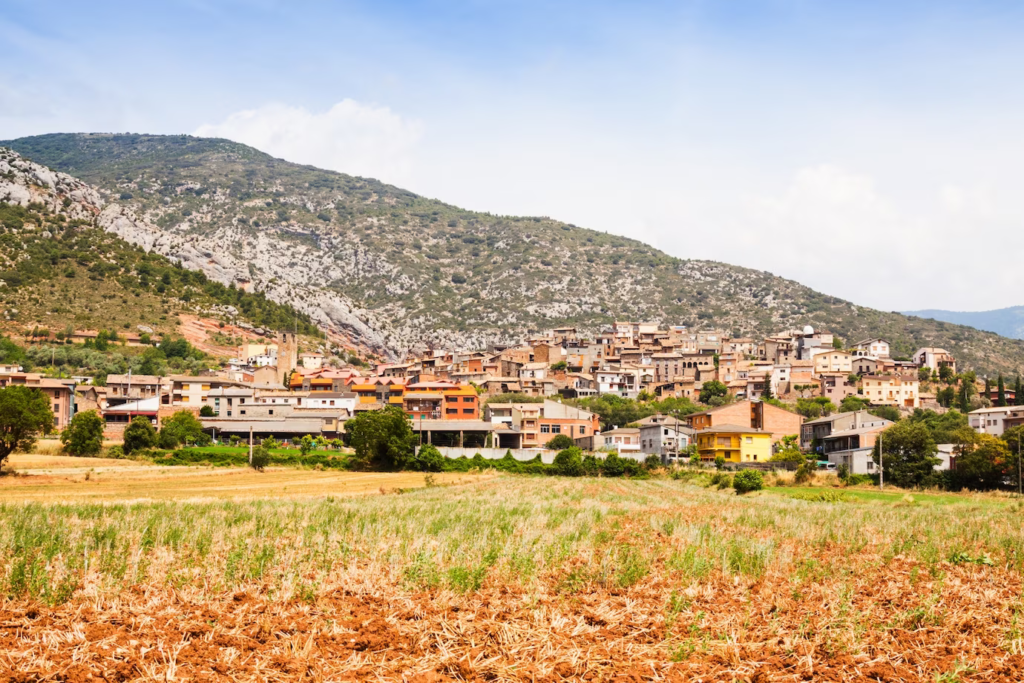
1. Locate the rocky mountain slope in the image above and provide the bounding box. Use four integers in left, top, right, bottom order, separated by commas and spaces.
5, 133, 1024, 375
0, 146, 318, 341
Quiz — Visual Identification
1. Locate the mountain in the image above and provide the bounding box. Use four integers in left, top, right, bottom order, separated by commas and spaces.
4, 132, 1024, 376
903, 307, 1024, 341
0, 146, 319, 343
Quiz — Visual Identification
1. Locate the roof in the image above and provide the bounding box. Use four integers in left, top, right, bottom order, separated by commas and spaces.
106, 374, 162, 385
696, 424, 768, 435
969, 406, 1024, 415
600, 427, 640, 436
412, 420, 496, 432
822, 423, 892, 439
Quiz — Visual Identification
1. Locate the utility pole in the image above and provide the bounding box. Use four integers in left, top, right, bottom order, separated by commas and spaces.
879, 431, 884, 490
248, 426, 253, 466
1018, 432, 1022, 497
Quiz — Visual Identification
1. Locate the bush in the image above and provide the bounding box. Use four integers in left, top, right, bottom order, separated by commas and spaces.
105, 445, 125, 459
581, 454, 600, 476
158, 410, 205, 449
601, 451, 625, 477
60, 410, 104, 456
795, 460, 816, 484
413, 444, 445, 472
199, 405, 215, 417
709, 472, 733, 489
545, 434, 575, 450
733, 470, 764, 494
714, 455, 726, 470
553, 447, 584, 476
250, 445, 270, 472
122, 416, 157, 454
643, 454, 662, 470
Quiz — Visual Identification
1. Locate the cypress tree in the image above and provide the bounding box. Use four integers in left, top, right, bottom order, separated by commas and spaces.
958, 381, 970, 414
1016, 375, 1023, 406
984, 378, 992, 403
998, 374, 1007, 407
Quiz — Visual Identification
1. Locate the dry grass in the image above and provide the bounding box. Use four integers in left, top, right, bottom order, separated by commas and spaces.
1, 476, 1023, 681
0, 462, 481, 502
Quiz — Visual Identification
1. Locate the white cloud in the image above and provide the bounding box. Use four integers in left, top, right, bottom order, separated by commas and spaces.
194, 100, 423, 184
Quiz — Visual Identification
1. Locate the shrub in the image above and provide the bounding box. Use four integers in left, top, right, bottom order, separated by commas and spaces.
199, 405, 215, 417
601, 451, 625, 477
545, 434, 575, 450
581, 454, 600, 476
837, 463, 850, 481
122, 416, 157, 454
553, 447, 584, 476
709, 472, 733, 489
250, 445, 270, 472
60, 410, 104, 456
158, 410, 205, 449
413, 444, 445, 472
733, 470, 764, 494
714, 455, 726, 470
795, 460, 816, 484
643, 454, 662, 470
105, 444, 124, 459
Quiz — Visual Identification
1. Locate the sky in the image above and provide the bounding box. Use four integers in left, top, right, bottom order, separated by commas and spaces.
3, 0, 1024, 313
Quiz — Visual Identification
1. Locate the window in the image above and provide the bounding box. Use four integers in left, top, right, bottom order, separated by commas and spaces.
462, 408, 474, 414
551, 425, 561, 434
329, 400, 335, 406
269, 409, 274, 415
745, 437, 752, 443
227, 411, 232, 417
240, 410, 246, 415
540, 424, 551, 434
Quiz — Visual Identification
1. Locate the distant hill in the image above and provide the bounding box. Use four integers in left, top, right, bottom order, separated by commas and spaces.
5, 132, 1024, 375
903, 307, 1024, 341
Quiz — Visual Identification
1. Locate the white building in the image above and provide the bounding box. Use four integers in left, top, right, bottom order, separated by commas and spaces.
300, 353, 324, 370
852, 338, 891, 359
639, 418, 694, 463
968, 406, 1024, 437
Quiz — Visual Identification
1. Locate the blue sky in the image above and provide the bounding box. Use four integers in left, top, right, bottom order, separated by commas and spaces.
4, 1, 1024, 312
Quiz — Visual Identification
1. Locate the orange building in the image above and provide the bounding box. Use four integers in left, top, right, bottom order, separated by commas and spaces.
403, 382, 479, 421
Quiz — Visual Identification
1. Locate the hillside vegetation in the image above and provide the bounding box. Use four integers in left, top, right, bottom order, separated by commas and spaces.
5, 133, 1024, 374
0, 147, 318, 341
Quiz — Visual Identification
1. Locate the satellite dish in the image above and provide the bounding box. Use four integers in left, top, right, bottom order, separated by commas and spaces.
802, 325, 815, 336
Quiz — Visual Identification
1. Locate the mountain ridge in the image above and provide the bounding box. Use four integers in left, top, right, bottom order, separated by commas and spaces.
903, 306, 1024, 341
4, 132, 1024, 375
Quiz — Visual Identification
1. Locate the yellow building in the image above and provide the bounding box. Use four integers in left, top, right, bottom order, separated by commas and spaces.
861, 374, 919, 408
696, 425, 772, 463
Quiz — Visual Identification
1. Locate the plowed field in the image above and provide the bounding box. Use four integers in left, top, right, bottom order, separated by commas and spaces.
1, 477, 1022, 681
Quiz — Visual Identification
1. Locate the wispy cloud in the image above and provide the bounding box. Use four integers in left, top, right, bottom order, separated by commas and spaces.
194, 100, 424, 184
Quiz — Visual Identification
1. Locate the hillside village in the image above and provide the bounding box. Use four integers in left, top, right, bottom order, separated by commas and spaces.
6, 319, 1020, 476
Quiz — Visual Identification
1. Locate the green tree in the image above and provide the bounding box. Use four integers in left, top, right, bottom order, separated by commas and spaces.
699, 380, 728, 405
250, 444, 270, 471
1016, 375, 1024, 406
345, 406, 415, 470
869, 405, 901, 423
840, 395, 870, 413
906, 408, 966, 444
997, 374, 1007, 407
761, 380, 774, 400
550, 361, 567, 371
158, 410, 205, 449
917, 367, 932, 383
939, 365, 955, 383
733, 469, 764, 494
950, 431, 1009, 490
0, 386, 53, 469
299, 434, 315, 456
553, 446, 584, 476
0, 336, 26, 365
1001, 425, 1024, 492
199, 405, 215, 417
122, 416, 157, 454
60, 410, 104, 456
769, 435, 806, 463
872, 421, 940, 488
832, 337, 844, 350
545, 434, 574, 450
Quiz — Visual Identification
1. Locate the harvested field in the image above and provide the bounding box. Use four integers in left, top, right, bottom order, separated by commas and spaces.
0, 458, 478, 502
1, 477, 1023, 681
